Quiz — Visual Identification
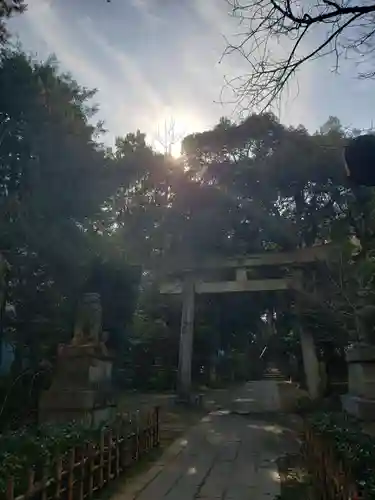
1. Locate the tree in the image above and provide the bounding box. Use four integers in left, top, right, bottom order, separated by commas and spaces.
120, 113, 353, 387
0, 50, 108, 273
0, 48, 142, 375
0, 47, 151, 425
0, 1, 26, 44
182, 113, 349, 252
225, 0, 375, 109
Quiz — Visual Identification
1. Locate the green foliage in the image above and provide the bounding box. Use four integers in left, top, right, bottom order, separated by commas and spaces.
0, 420, 106, 494
181, 113, 348, 254
0, 0, 26, 43
0, 370, 49, 431
308, 411, 375, 498
299, 234, 375, 344
121, 307, 178, 391
295, 395, 314, 414
0, 47, 145, 430
0, 48, 143, 370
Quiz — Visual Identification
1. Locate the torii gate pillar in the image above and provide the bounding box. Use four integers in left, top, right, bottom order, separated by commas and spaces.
178, 275, 195, 399
299, 327, 320, 399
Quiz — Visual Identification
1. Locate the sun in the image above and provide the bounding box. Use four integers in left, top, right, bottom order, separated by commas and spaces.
153, 138, 182, 158
152, 112, 204, 158
170, 140, 183, 158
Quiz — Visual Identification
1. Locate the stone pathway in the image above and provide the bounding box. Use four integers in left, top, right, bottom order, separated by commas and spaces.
115, 409, 299, 500
229, 381, 282, 414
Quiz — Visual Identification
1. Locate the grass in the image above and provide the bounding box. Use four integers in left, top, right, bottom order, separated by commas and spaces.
277, 452, 312, 500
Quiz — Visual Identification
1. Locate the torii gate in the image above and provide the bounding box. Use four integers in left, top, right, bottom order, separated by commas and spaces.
159, 244, 332, 400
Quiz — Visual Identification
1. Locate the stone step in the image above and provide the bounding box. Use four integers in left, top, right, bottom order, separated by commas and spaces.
263, 376, 285, 381
263, 368, 285, 380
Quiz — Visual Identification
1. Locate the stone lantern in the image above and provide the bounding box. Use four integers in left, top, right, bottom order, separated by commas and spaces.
341, 134, 375, 419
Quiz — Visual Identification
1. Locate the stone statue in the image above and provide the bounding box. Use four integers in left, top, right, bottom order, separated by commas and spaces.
71, 292, 102, 346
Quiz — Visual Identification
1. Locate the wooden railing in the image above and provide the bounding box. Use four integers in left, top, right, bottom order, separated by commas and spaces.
302, 421, 360, 500
4, 406, 160, 500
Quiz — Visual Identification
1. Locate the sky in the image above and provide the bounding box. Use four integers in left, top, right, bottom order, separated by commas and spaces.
8, 0, 375, 152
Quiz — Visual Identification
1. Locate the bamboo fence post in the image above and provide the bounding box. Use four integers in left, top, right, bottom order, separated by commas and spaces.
78, 445, 85, 500
149, 411, 153, 451
138, 412, 143, 457
155, 406, 160, 447
126, 414, 131, 467
150, 409, 154, 448
115, 424, 120, 477
147, 411, 152, 451
55, 456, 62, 500
143, 412, 146, 453
144, 412, 148, 453
107, 430, 112, 482
146, 412, 149, 450
130, 414, 135, 464
68, 447, 75, 500
6, 477, 14, 500
151, 408, 155, 448
88, 443, 94, 499
41, 464, 48, 500
135, 411, 140, 460
99, 429, 105, 488
120, 417, 128, 470
27, 469, 35, 498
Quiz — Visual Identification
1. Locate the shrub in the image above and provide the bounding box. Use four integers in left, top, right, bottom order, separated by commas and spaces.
307, 411, 375, 498
0, 421, 102, 493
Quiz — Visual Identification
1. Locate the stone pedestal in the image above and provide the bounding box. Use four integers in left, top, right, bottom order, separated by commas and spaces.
341, 343, 375, 420
39, 343, 116, 427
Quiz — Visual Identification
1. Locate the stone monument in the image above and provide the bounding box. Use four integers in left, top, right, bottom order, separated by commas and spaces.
39, 292, 116, 427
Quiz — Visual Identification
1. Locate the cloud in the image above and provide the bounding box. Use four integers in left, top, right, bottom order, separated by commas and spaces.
25, 2, 101, 84
73, 6, 227, 137
78, 16, 165, 116
129, 0, 164, 25
10, 0, 351, 144
13, 0, 236, 140
17, 1, 121, 128
14, 0, 168, 140
10, 0, 246, 140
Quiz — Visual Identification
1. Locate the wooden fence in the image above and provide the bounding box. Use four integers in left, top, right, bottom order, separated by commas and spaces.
4, 406, 160, 500
302, 421, 360, 500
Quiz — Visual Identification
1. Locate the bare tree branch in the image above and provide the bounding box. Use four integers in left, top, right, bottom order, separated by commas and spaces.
154, 117, 186, 157
224, 0, 375, 110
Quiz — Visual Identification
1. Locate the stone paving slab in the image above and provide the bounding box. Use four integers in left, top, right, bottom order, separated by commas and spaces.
113, 408, 297, 500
